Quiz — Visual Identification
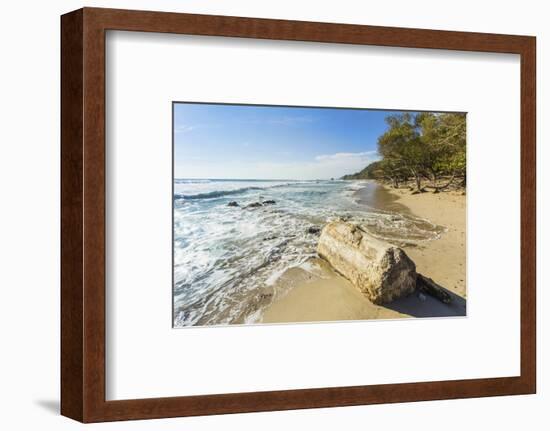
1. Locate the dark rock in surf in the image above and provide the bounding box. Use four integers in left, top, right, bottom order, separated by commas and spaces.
306, 226, 321, 235
262, 200, 276, 205
227, 201, 239, 207
244, 202, 263, 209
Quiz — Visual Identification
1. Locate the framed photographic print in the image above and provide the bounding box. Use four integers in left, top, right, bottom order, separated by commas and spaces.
61, 7, 536, 422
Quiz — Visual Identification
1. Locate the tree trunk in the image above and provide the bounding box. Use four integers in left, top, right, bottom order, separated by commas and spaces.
410, 168, 423, 193
416, 175, 422, 192
424, 174, 456, 193
392, 176, 399, 188
435, 174, 455, 192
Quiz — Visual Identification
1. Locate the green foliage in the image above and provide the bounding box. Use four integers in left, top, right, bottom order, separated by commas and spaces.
342, 112, 466, 191
341, 160, 383, 180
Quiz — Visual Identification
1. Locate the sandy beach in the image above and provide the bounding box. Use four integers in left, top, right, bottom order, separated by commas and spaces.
260, 182, 466, 323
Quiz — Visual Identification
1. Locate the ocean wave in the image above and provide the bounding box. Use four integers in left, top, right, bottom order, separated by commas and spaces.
173, 210, 317, 326
174, 181, 309, 200
172, 180, 446, 327
174, 179, 212, 184
174, 186, 263, 200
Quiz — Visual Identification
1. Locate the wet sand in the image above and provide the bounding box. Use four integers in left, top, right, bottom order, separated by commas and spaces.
260, 182, 466, 324
382, 186, 467, 299
261, 258, 409, 323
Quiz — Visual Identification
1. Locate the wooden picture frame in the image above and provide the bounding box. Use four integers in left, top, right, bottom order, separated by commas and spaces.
61, 7, 536, 423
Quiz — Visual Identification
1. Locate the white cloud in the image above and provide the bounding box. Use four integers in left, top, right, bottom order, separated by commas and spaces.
175, 123, 221, 134
174, 124, 198, 134
314, 151, 377, 162
175, 150, 380, 180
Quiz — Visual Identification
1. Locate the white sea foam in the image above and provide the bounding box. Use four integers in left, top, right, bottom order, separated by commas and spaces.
173, 179, 443, 327
298, 259, 331, 279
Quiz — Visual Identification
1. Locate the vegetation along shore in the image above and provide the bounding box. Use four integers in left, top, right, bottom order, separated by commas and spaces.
173, 107, 467, 326
262, 112, 467, 323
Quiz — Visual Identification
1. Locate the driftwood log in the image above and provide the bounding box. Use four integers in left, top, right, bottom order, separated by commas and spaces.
317, 221, 417, 304
317, 221, 453, 306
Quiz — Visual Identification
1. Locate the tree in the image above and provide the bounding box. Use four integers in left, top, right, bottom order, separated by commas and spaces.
343, 112, 466, 194
378, 113, 427, 192
378, 158, 406, 188
418, 112, 466, 190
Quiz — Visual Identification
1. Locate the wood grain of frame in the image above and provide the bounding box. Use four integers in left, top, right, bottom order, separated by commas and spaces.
60, 7, 536, 423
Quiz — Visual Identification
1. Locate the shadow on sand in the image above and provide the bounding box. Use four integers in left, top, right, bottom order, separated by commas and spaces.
383, 283, 466, 318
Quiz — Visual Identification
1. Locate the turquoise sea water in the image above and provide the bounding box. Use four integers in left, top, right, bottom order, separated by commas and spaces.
173, 179, 442, 327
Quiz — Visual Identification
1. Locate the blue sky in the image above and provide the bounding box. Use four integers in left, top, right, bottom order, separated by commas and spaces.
174, 103, 404, 180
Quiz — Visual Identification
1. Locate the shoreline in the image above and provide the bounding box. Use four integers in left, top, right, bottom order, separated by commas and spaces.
380, 184, 467, 300
260, 181, 466, 324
